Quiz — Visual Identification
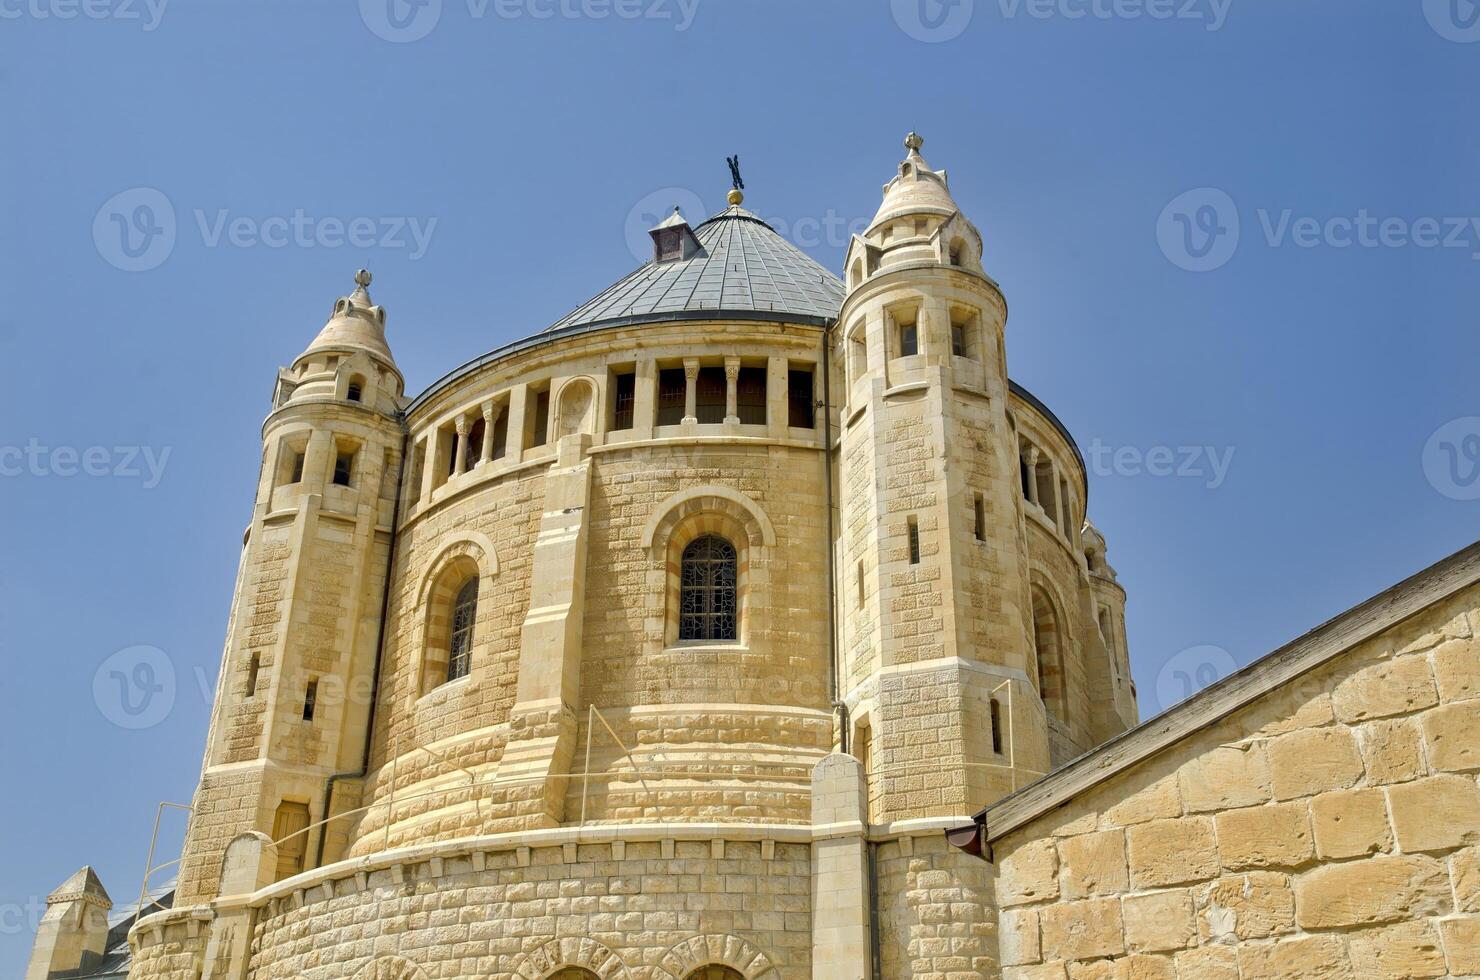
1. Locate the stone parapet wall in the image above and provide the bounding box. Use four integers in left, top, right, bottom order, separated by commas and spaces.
992, 585, 1480, 979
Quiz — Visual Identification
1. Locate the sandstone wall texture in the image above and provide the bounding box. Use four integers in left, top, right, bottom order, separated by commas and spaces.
992, 583, 1480, 979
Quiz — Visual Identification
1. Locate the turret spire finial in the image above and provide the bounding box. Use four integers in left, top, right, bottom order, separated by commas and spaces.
904, 131, 924, 154
355, 268, 372, 288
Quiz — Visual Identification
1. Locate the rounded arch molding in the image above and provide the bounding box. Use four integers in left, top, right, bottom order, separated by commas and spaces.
349, 955, 429, 980
653, 934, 780, 980
512, 937, 631, 979
640, 485, 777, 555
417, 530, 501, 609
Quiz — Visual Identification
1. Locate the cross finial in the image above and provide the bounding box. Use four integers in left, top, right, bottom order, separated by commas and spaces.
727, 154, 744, 191
904, 132, 924, 153
354, 269, 372, 288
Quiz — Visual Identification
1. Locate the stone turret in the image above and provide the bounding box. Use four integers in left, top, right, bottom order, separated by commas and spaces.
25, 867, 112, 980
171, 272, 407, 905
837, 133, 1046, 822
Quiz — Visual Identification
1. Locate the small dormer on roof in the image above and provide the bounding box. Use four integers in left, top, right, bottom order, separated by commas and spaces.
649, 207, 703, 263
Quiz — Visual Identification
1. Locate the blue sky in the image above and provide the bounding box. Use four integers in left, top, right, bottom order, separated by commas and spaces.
1, 0, 1477, 970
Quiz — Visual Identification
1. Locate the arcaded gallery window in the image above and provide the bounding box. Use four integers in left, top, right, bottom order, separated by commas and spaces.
447, 578, 478, 681
657, 368, 687, 425
678, 535, 738, 642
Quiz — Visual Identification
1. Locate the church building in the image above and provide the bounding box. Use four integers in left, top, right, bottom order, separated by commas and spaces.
28, 134, 1480, 979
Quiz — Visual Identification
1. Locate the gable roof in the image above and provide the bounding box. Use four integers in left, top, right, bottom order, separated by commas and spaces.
978, 538, 1480, 842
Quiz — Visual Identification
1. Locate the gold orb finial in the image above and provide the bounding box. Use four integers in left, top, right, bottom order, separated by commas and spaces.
354, 268, 372, 288
727, 188, 745, 206
904, 132, 924, 153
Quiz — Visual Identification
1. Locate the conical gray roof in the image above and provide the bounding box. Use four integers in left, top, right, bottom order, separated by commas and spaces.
545, 206, 845, 332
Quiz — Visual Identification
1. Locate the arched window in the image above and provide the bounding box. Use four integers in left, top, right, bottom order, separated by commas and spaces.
1032, 587, 1065, 718
547, 971, 599, 980
346, 375, 365, 402
447, 578, 478, 682
679, 535, 738, 642
685, 969, 744, 980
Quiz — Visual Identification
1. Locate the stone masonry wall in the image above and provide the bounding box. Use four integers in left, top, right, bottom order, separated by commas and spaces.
876, 831, 999, 978
245, 838, 812, 979
994, 583, 1480, 979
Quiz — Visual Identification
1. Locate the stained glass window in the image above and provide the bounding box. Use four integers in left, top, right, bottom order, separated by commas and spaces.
678, 535, 738, 642
448, 578, 478, 681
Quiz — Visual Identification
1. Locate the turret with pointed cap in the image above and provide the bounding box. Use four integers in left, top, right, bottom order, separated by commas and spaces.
25, 867, 113, 980
296, 269, 399, 377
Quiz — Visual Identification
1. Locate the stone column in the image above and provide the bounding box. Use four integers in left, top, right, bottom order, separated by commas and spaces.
682, 358, 699, 425
1024, 447, 1040, 507
452, 415, 469, 476
633, 358, 657, 438
724, 356, 741, 425
480, 402, 496, 464
811, 754, 871, 980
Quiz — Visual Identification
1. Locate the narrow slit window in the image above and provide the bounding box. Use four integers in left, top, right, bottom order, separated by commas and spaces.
302, 679, 318, 722
856, 562, 866, 609
332, 452, 354, 487
898, 320, 919, 358
291, 452, 305, 485
529, 390, 550, 448
907, 517, 921, 565
990, 698, 1004, 754
656, 368, 687, 426
736, 367, 767, 425
612, 371, 636, 431
246, 653, 261, 698
491, 407, 509, 460
465, 417, 485, 471
951, 322, 966, 357
974, 493, 986, 542
788, 369, 815, 429
695, 367, 726, 424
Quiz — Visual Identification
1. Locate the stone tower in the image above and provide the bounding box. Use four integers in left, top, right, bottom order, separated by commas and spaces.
171, 271, 406, 904
837, 133, 1047, 823
24, 867, 112, 980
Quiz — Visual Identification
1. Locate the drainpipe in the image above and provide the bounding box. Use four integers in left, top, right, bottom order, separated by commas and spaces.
315, 424, 408, 868
867, 840, 883, 979
822, 327, 849, 753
